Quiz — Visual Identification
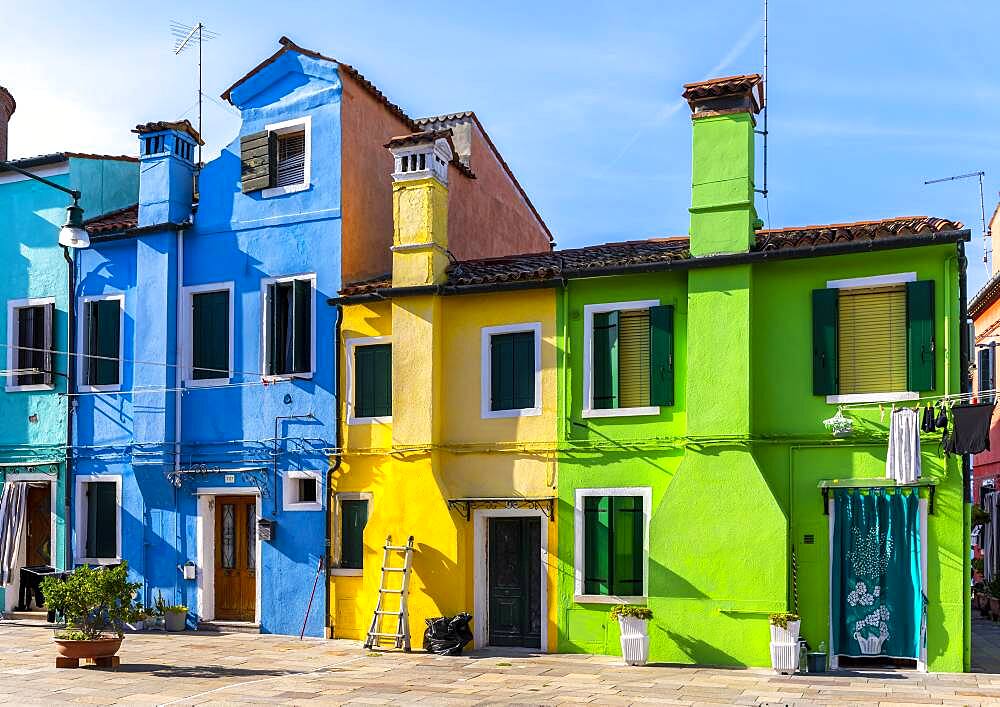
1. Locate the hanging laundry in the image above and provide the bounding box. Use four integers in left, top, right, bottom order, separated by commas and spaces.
985, 492, 1000, 582
921, 405, 936, 434
886, 408, 921, 484
944, 402, 994, 455
934, 404, 949, 430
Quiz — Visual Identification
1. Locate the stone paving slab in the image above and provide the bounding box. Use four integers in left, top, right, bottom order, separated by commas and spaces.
4, 620, 1000, 705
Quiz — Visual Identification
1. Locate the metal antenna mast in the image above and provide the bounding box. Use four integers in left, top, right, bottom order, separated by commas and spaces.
924, 170, 989, 272
754, 0, 769, 199
171, 20, 218, 165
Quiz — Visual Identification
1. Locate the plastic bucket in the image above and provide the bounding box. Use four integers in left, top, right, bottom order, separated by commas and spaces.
807, 652, 827, 673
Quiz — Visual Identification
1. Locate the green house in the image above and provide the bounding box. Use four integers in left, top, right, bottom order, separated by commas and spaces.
554, 74, 970, 671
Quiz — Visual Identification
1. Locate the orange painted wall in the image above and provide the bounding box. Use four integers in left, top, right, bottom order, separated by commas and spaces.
973, 294, 1000, 501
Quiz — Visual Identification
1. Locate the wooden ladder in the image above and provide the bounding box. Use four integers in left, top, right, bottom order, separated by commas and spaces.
363, 535, 414, 651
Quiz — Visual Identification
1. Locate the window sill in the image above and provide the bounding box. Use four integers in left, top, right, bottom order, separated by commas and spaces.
262, 182, 310, 199
348, 416, 392, 426
75, 557, 122, 566
262, 372, 314, 383
5, 383, 55, 393
78, 384, 122, 393
329, 568, 363, 577
582, 406, 660, 419
282, 501, 323, 512
825, 392, 919, 404
573, 594, 647, 605
482, 407, 542, 420
184, 377, 232, 388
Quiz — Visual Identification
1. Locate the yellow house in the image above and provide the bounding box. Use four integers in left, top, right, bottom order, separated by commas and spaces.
328, 130, 559, 650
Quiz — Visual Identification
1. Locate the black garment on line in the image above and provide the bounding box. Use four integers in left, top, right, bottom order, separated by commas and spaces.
921, 405, 936, 433
935, 405, 949, 429
944, 403, 994, 455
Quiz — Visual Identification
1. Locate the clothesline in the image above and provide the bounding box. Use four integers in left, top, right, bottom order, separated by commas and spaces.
836, 389, 997, 411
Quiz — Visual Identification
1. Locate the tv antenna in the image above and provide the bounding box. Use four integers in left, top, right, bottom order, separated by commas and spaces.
171, 20, 218, 165
754, 0, 771, 226
924, 170, 989, 273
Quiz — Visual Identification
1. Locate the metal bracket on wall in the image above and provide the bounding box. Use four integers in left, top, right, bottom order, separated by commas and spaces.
166, 464, 271, 498
820, 482, 937, 515
446, 497, 556, 522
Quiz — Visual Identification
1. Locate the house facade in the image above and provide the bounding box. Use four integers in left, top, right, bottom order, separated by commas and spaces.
0, 83, 138, 614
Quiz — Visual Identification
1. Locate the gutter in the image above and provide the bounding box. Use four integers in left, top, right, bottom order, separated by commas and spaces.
61, 246, 74, 572
326, 304, 344, 639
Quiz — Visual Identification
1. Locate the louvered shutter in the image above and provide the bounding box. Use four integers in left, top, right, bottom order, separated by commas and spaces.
491, 334, 515, 411
292, 279, 312, 374
340, 499, 368, 569
87, 481, 116, 559
240, 130, 277, 193
839, 285, 908, 394
192, 291, 229, 380
372, 345, 391, 417
611, 496, 644, 596
649, 305, 674, 407
584, 495, 610, 595
592, 311, 619, 409
42, 303, 54, 386
85, 302, 98, 385
906, 280, 935, 392
264, 284, 278, 375
812, 288, 839, 395
275, 131, 306, 188
512, 332, 535, 409
618, 310, 650, 407
91, 300, 120, 386
355, 344, 391, 418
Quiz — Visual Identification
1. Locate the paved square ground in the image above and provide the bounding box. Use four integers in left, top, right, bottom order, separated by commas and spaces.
3, 618, 1000, 705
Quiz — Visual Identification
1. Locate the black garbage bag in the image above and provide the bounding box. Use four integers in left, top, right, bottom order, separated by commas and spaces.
424, 612, 473, 656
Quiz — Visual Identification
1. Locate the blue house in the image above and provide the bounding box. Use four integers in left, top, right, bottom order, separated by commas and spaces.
0, 84, 137, 616
72, 37, 551, 637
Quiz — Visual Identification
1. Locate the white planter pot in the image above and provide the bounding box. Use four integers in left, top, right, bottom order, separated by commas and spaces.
618, 616, 650, 666
769, 620, 800, 645
769, 641, 799, 674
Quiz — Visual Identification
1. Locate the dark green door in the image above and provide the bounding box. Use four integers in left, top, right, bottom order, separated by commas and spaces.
488, 517, 541, 648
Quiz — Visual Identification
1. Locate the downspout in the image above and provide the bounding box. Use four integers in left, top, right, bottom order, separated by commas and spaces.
62, 245, 75, 572
958, 240, 972, 672
174, 228, 185, 606
326, 304, 343, 638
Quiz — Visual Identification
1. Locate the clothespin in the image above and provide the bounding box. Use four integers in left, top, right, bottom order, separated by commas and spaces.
879, 404, 886, 423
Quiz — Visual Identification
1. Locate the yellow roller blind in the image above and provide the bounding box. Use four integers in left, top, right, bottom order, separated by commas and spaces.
838, 284, 907, 394
618, 309, 650, 407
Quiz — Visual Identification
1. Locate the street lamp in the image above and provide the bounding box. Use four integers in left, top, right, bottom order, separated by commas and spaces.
0, 159, 90, 250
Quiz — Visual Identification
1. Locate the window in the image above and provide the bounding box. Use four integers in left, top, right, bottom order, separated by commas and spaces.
340, 499, 369, 570
583, 301, 674, 418
481, 323, 542, 418
980, 344, 996, 404
813, 274, 935, 401
282, 470, 322, 511
261, 116, 311, 198
81, 297, 122, 389
275, 131, 306, 187
263, 276, 312, 377
574, 488, 651, 601
6, 299, 54, 390
187, 285, 232, 382
348, 338, 392, 423
75, 476, 120, 563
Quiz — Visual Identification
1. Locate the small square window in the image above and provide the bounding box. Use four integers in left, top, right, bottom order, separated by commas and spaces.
298, 477, 318, 504
282, 471, 322, 512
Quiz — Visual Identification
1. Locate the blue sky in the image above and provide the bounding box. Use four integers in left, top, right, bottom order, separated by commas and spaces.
4, 1, 998, 291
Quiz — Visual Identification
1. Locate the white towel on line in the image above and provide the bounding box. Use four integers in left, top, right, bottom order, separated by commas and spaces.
886, 407, 921, 484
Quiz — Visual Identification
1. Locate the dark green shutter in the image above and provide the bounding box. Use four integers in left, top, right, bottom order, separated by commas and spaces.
86, 482, 116, 559
355, 344, 391, 418
192, 291, 229, 380
292, 279, 311, 374
87, 299, 120, 386
340, 499, 368, 569
584, 495, 610, 595
490, 332, 535, 411
592, 311, 619, 409
906, 280, 935, 392
649, 305, 674, 406
265, 284, 278, 375
42, 303, 54, 386
512, 332, 535, 409
812, 288, 839, 396
611, 496, 644, 596
240, 130, 277, 193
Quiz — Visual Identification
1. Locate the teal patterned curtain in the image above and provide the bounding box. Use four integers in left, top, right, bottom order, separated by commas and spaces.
831, 488, 922, 659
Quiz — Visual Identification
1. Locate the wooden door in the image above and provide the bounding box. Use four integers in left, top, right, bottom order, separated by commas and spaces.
215, 496, 257, 621
488, 517, 541, 648
25, 483, 51, 567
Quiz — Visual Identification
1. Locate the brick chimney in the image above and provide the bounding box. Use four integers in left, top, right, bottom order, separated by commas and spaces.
0, 86, 15, 161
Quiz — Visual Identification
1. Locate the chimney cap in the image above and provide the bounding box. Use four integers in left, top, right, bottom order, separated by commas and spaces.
132, 119, 204, 146
682, 73, 763, 115
0, 85, 15, 117
384, 128, 454, 151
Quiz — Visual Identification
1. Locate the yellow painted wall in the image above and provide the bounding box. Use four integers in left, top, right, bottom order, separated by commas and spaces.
330, 287, 559, 650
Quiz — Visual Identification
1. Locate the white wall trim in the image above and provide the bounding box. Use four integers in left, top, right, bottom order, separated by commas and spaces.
330, 492, 373, 576
581, 300, 661, 419
73, 474, 122, 565
826, 272, 916, 289
826, 391, 920, 404
5, 296, 57, 392
472, 509, 549, 652
259, 273, 316, 381
573, 486, 652, 603
195, 491, 262, 625
480, 322, 543, 419
281, 469, 323, 512
262, 115, 312, 198
182, 281, 234, 386
77, 293, 125, 393
345, 335, 392, 425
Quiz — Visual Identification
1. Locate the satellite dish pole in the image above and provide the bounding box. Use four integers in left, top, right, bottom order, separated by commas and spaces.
172, 21, 218, 166
924, 170, 989, 273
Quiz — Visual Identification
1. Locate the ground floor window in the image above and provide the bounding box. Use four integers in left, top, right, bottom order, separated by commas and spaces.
332, 494, 370, 574
575, 487, 651, 600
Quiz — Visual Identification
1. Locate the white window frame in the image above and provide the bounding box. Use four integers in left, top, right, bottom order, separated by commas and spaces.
345, 335, 392, 425
74, 474, 122, 565
480, 322, 543, 419
573, 486, 652, 604
281, 469, 323, 512
183, 282, 235, 387
330, 492, 373, 576
582, 299, 661, 418
824, 272, 919, 405
259, 273, 316, 381
77, 294, 125, 393
5, 296, 56, 392
262, 115, 311, 198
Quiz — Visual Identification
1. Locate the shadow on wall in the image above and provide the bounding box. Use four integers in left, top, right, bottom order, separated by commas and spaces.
414, 538, 464, 619
661, 628, 741, 668
648, 558, 708, 600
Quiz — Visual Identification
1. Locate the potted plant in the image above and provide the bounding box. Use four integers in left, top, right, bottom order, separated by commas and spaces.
163, 605, 189, 632
41, 563, 141, 663
127, 605, 149, 632
768, 612, 800, 674
610, 605, 652, 666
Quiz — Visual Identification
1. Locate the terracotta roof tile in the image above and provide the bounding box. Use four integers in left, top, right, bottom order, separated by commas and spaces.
339, 274, 392, 297
385, 128, 454, 150
0, 153, 137, 173
970, 272, 1000, 318
133, 119, 204, 146
84, 204, 138, 236
755, 216, 963, 251
682, 74, 764, 112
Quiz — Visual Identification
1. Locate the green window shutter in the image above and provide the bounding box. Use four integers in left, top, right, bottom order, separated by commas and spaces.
611, 496, 644, 596
42, 303, 54, 387
192, 291, 229, 380
292, 279, 312, 374
592, 311, 619, 409
649, 305, 674, 406
340, 499, 368, 569
240, 130, 277, 193
355, 344, 391, 418
265, 283, 279, 375
372, 344, 392, 417
812, 288, 839, 396
86, 482, 117, 559
88, 299, 120, 386
490, 332, 535, 411
584, 495, 610, 595
906, 279, 935, 392
512, 332, 535, 409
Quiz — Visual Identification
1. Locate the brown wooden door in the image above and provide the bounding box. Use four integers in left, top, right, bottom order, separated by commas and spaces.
25, 484, 51, 567
215, 496, 257, 621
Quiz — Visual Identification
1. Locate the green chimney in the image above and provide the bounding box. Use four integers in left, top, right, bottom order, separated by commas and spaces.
685, 75, 763, 256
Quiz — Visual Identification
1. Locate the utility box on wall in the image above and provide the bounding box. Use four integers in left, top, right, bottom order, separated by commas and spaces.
258, 518, 276, 542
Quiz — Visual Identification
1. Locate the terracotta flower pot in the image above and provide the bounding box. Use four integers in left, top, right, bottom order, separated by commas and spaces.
53, 637, 123, 660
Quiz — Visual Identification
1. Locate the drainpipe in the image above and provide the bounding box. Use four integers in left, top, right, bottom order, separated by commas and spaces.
61, 245, 75, 571
173, 228, 185, 607
958, 239, 972, 672
326, 304, 343, 638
